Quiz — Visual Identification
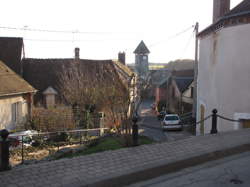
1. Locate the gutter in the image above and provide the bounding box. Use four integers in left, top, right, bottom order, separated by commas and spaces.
0, 90, 37, 98
198, 10, 250, 37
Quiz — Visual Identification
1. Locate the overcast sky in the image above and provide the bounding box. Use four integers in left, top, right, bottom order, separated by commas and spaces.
0, 0, 243, 63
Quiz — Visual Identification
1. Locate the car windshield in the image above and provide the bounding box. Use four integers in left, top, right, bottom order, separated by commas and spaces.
165, 116, 179, 121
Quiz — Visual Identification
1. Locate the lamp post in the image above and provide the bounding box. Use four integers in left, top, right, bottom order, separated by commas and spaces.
132, 115, 138, 146
0, 129, 11, 171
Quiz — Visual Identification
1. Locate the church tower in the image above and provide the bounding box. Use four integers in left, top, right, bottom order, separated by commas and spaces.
134, 40, 150, 78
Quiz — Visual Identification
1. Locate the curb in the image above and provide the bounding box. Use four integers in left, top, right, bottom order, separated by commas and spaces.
85, 144, 250, 187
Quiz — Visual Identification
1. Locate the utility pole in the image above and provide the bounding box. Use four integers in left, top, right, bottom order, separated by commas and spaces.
192, 22, 199, 119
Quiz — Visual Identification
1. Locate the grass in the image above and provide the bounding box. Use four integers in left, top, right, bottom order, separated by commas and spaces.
138, 136, 155, 145
81, 136, 123, 155
62, 135, 155, 158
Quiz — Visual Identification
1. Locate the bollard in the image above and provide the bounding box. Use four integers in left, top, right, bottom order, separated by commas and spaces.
210, 109, 218, 134
0, 129, 11, 171
132, 116, 138, 146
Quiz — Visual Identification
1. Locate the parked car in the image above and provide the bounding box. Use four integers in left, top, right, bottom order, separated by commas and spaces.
157, 111, 167, 121
161, 114, 182, 131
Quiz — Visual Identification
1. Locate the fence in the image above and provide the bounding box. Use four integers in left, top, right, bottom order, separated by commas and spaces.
8, 128, 108, 166
194, 109, 242, 134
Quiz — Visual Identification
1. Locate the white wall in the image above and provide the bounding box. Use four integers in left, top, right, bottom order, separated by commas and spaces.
183, 82, 194, 104
197, 23, 250, 135
0, 95, 28, 130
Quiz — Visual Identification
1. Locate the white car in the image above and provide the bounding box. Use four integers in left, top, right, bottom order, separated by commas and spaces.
162, 114, 182, 131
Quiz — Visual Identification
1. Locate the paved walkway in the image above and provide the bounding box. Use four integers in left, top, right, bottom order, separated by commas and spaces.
130, 151, 250, 187
1, 129, 250, 187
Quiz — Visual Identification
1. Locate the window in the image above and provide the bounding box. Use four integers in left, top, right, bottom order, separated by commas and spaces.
143, 56, 147, 60
11, 102, 22, 122
191, 87, 194, 98
164, 116, 179, 121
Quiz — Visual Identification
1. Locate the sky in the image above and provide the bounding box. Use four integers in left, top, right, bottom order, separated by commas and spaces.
0, 0, 243, 64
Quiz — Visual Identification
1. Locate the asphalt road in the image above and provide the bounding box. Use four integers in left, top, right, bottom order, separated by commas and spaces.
138, 100, 193, 142
129, 151, 250, 187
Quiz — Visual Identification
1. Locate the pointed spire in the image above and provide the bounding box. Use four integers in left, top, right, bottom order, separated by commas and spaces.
134, 40, 150, 54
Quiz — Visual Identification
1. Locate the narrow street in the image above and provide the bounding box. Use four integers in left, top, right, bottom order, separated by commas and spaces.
138, 100, 193, 142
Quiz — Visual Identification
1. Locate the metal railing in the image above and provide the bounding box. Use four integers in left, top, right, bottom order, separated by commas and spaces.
194, 109, 243, 134
8, 128, 108, 166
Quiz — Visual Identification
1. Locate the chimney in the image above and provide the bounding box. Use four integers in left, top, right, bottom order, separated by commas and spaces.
74, 47, 80, 59
118, 52, 126, 65
213, 0, 230, 23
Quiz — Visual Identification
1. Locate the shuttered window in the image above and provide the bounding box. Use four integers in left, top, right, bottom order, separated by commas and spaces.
11, 102, 22, 122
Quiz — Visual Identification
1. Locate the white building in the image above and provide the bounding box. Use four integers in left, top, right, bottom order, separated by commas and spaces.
197, 0, 250, 135
0, 61, 36, 130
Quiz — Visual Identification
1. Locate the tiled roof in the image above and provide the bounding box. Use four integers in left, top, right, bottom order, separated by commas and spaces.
199, 0, 250, 37
134, 40, 150, 54
22, 58, 132, 103
0, 60, 36, 97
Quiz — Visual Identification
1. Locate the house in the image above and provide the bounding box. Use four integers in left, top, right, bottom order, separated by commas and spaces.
157, 69, 194, 114
153, 60, 194, 107
21, 49, 135, 107
197, 0, 250, 135
21, 48, 136, 128
154, 71, 171, 108
0, 60, 36, 130
0, 37, 136, 129
167, 76, 194, 114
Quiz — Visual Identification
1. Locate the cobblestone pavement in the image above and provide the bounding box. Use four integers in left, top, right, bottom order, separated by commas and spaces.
1, 129, 250, 187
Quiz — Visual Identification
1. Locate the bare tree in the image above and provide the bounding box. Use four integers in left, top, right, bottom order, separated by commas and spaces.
58, 61, 135, 136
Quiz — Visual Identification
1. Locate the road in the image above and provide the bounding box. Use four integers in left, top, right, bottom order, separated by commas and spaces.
138, 100, 193, 142
129, 151, 250, 187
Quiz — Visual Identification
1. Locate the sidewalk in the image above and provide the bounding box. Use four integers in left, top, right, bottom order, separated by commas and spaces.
1, 129, 250, 187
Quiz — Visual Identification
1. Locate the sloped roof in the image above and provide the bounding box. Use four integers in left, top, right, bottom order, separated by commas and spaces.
151, 69, 171, 86
226, 0, 250, 16
174, 77, 193, 93
0, 37, 23, 75
112, 60, 134, 88
172, 69, 194, 77
22, 58, 131, 103
158, 69, 194, 88
0, 60, 36, 97
134, 40, 150, 54
199, 0, 250, 37
43, 86, 58, 95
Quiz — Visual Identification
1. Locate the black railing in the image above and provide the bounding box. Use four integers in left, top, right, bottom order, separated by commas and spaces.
7, 128, 108, 167
194, 108, 242, 134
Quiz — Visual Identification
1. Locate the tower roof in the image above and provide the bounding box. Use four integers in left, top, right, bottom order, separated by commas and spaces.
134, 40, 150, 54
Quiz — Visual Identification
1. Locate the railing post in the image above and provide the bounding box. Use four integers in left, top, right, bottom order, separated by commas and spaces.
0, 129, 11, 171
21, 135, 24, 164
211, 109, 218, 134
79, 131, 82, 144
132, 116, 138, 146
